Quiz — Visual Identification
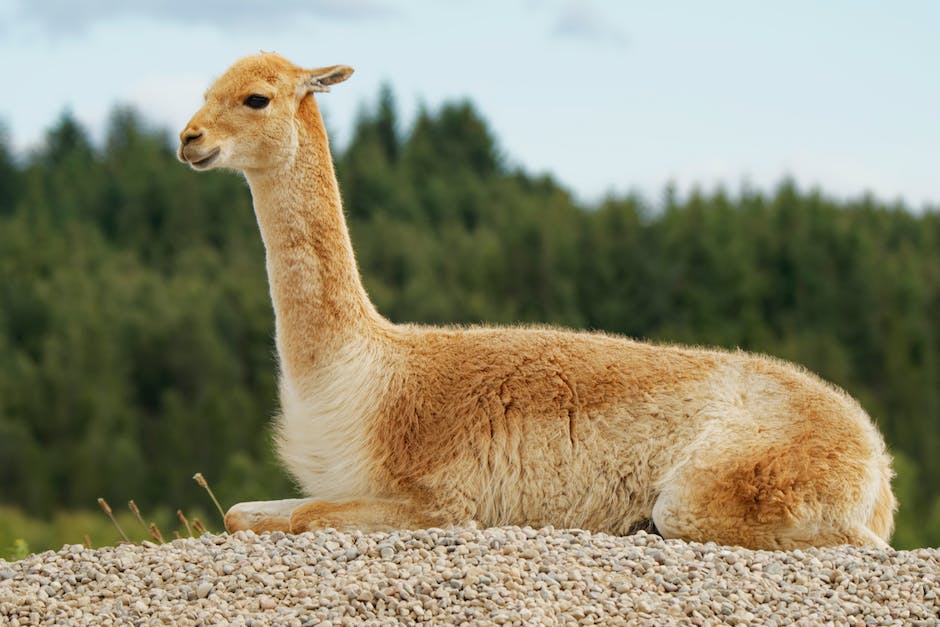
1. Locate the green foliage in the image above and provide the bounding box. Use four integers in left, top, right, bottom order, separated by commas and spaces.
4, 538, 29, 562
0, 91, 938, 552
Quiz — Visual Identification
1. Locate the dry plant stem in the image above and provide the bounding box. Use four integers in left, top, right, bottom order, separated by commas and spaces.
82, 534, 92, 549
177, 511, 193, 538
192, 519, 207, 536
128, 500, 149, 536
173, 531, 182, 540
193, 472, 226, 523
97, 498, 130, 543
148, 523, 164, 544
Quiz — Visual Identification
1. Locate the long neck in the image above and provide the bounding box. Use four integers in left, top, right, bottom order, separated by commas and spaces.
244, 97, 384, 382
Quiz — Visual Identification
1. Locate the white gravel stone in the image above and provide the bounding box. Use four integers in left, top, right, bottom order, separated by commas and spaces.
0, 527, 938, 624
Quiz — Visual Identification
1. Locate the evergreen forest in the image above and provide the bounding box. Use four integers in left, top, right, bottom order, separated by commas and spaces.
1, 89, 939, 555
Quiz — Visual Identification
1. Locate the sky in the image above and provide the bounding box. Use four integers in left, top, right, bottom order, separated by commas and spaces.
0, 0, 937, 208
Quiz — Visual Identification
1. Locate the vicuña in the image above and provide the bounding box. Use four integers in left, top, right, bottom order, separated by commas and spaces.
178, 53, 895, 549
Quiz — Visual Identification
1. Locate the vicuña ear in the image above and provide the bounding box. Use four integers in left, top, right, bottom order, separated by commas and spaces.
307, 65, 355, 93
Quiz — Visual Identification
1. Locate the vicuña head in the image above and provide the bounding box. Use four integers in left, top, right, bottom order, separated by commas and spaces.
177, 53, 896, 551
179, 53, 353, 172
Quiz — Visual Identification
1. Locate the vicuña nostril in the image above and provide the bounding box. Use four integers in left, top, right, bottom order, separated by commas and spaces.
183, 131, 204, 145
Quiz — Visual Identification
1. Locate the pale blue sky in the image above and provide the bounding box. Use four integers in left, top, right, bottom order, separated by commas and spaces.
1, 1, 937, 207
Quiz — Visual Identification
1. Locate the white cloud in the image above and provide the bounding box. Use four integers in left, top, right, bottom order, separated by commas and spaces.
9, 0, 398, 36
552, 1, 627, 47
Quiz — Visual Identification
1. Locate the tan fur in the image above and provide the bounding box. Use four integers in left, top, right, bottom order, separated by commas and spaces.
180, 53, 896, 549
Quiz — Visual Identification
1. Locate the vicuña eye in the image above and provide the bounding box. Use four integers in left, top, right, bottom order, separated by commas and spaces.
244, 95, 270, 109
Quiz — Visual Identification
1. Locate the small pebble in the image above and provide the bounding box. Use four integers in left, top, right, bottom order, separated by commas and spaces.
196, 581, 213, 599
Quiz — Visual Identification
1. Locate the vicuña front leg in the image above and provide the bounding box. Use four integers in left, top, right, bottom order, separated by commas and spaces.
288, 498, 451, 533
225, 498, 314, 533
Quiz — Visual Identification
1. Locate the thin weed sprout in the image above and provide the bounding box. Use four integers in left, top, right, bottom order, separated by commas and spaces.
149, 523, 165, 544
128, 500, 149, 536
97, 498, 130, 544
177, 510, 194, 538
194, 473, 226, 521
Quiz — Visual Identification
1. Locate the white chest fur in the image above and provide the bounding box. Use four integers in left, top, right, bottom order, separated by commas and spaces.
274, 339, 385, 500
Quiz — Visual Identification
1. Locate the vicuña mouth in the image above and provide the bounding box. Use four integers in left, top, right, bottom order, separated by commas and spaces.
190, 147, 220, 169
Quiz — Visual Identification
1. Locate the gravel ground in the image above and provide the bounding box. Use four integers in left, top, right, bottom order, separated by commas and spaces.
1, 526, 938, 625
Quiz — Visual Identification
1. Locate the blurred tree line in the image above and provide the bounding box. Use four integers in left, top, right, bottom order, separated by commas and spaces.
0, 89, 938, 551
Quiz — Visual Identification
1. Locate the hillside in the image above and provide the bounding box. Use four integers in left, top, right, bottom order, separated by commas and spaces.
1, 91, 939, 551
